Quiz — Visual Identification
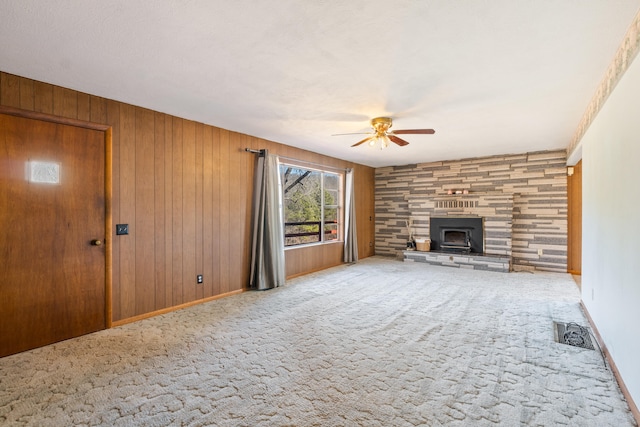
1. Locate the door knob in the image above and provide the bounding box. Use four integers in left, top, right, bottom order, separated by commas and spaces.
91, 239, 102, 246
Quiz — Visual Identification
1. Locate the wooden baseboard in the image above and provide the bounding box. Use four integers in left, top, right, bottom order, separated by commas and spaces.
286, 264, 341, 280
111, 289, 245, 327
581, 301, 640, 423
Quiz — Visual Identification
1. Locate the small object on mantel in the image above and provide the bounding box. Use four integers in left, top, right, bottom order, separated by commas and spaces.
447, 189, 453, 195
463, 189, 469, 194
455, 190, 462, 194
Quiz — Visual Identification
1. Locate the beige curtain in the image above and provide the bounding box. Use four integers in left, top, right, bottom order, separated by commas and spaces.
343, 168, 358, 263
249, 150, 285, 290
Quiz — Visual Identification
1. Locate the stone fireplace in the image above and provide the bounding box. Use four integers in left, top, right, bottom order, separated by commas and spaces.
403, 193, 513, 272
376, 150, 568, 272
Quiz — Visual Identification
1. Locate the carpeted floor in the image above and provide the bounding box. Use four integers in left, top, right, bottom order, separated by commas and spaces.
0, 257, 636, 426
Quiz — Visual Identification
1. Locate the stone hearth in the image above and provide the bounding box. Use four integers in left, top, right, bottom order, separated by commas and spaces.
403, 250, 511, 273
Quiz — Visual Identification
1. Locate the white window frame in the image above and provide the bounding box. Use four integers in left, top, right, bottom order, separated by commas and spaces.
279, 162, 344, 248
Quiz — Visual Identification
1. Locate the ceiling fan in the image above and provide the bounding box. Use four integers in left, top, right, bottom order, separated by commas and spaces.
334, 117, 435, 149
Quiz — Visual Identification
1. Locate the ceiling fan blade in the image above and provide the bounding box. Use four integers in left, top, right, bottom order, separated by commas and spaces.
388, 135, 410, 146
392, 129, 435, 135
351, 136, 374, 147
332, 132, 373, 136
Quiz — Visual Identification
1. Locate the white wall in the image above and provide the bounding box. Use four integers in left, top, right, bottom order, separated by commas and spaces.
581, 54, 640, 406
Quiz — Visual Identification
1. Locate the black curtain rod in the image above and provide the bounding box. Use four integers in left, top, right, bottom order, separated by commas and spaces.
244, 148, 265, 156
277, 155, 348, 173
244, 148, 349, 172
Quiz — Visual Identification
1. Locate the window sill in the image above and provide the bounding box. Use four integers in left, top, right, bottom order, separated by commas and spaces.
284, 240, 344, 251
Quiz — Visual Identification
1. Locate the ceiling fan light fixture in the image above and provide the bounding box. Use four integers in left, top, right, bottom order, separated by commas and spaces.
371, 117, 393, 133
379, 134, 389, 149
370, 133, 390, 149
341, 116, 434, 149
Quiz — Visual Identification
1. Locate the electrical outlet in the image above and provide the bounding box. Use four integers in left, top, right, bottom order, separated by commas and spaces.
537, 249, 543, 256
197, 274, 203, 284
116, 224, 129, 235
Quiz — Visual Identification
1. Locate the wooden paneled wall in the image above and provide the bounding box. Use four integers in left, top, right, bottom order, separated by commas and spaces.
0, 71, 375, 323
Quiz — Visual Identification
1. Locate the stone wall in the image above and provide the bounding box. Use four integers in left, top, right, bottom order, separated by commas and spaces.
375, 150, 568, 272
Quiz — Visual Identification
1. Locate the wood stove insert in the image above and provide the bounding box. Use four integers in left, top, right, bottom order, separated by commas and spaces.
430, 216, 484, 254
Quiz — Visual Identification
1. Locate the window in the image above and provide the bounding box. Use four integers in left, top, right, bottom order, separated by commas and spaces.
279, 163, 342, 247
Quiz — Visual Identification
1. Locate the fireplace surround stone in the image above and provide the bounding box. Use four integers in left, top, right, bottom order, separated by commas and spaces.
408, 193, 513, 255
403, 193, 513, 271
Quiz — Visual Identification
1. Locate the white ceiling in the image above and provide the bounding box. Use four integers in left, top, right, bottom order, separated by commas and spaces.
1, 1, 639, 167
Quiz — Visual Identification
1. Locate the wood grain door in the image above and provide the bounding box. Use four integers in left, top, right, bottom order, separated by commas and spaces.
0, 113, 106, 357
567, 160, 582, 275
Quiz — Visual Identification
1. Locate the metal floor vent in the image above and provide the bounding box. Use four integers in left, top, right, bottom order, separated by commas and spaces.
554, 322, 595, 350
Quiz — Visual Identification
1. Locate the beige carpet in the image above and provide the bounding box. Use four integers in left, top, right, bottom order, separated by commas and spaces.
0, 257, 636, 426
